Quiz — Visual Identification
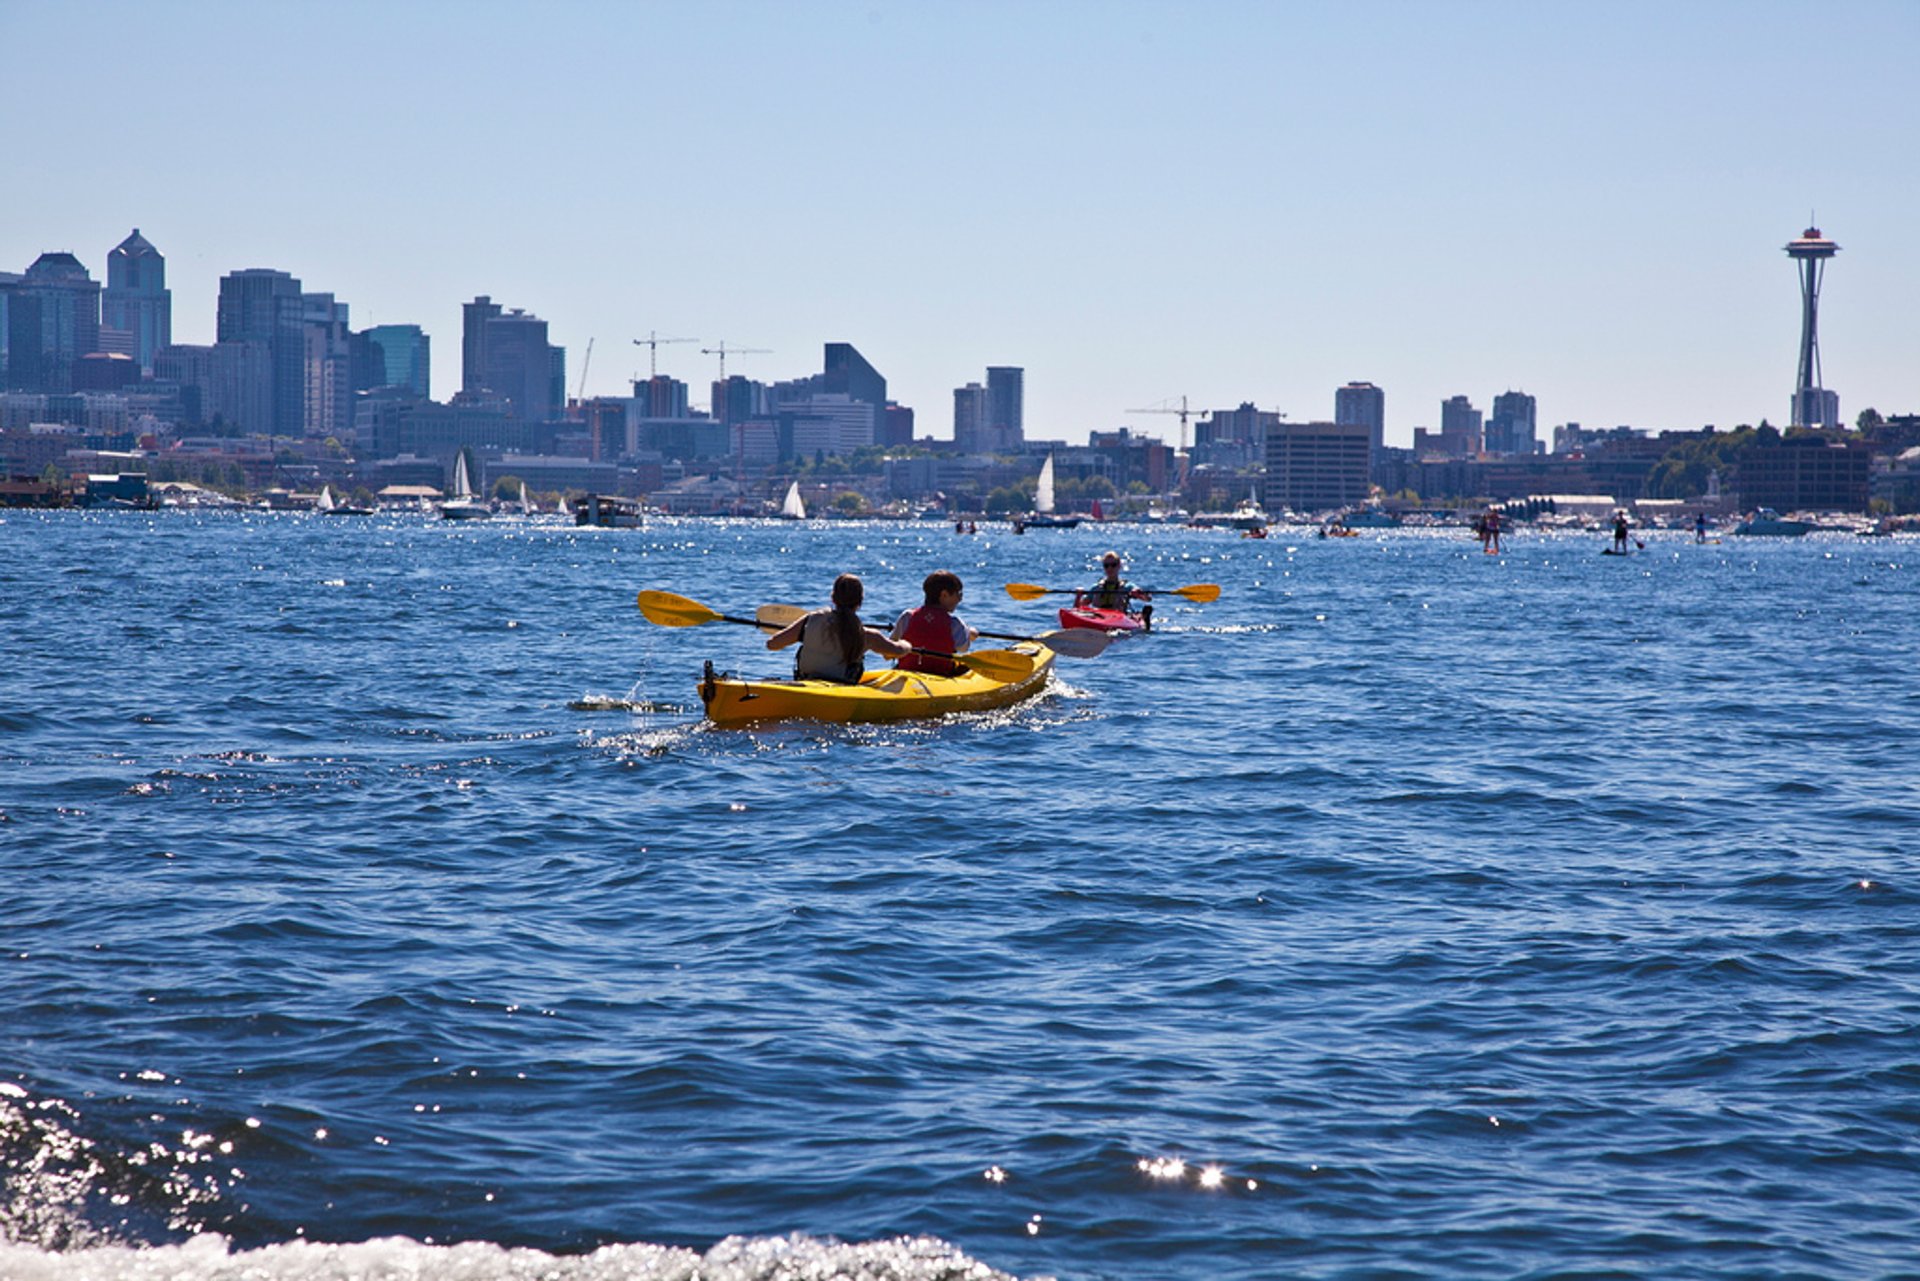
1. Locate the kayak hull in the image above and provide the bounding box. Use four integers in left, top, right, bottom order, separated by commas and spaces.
700, 643, 1054, 725
1058, 606, 1145, 633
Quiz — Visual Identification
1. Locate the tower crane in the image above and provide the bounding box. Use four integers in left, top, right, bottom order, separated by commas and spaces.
633, 331, 698, 379
702, 340, 771, 383
1127, 394, 1202, 453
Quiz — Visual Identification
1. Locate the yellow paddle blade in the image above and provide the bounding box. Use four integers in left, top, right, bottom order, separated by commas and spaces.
756, 603, 808, 630
958, 648, 1036, 682
636, 589, 720, 627
1172, 583, 1221, 603
1004, 582, 1051, 601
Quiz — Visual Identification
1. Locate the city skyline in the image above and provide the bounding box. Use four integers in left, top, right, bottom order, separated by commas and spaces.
3, 0, 1914, 447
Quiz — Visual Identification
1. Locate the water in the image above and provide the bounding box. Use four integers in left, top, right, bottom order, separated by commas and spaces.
3, 511, 1918, 1280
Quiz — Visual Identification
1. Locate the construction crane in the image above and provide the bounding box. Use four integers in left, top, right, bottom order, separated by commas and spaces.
574, 337, 594, 403
633, 331, 698, 379
702, 340, 771, 383
1127, 394, 1202, 453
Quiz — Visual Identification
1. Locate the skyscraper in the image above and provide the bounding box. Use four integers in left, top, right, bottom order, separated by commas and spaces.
953, 382, 987, 452
463, 298, 560, 422
104, 229, 170, 374
1334, 382, 1385, 453
5, 252, 101, 393
986, 366, 1024, 451
824, 342, 887, 411
1439, 395, 1483, 456
1485, 390, 1538, 455
1785, 225, 1841, 429
217, 268, 307, 435
357, 324, 431, 397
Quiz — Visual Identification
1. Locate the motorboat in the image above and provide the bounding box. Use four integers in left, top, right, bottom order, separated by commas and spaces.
1733, 507, 1814, 537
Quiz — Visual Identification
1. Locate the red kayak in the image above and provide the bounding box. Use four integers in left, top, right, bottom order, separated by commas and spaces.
1059, 605, 1148, 633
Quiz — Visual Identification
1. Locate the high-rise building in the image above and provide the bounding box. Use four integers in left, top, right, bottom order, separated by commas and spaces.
461, 296, 501, 394
356, 324, 431, 397
1334, 381, 1385, 453
824, 342, 887, 411
986, 366, 1024, 451
4, 252, 102, 393
1785, 225, 1841, 429
217, 268, 307, 434
953, 382, 987, 451
881, 402, 914, 448
1485, 390, 1538, 455
104, 229, 170, 374
1440, 394, 1483, 456
301, 293, 353, 439
1265, 421, 1371, 514
466, 304, 558, 423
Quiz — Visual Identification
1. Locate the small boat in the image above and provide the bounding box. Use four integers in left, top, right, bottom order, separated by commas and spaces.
439, 454, 491, 521
1058, 605, 1147, 633
1733, 507, 1815, 537
318, 484, 372, 517
779, 481, 806, 520
1022, 454, 1080, 529
697, 644, 1054, 725
517, 481, 535, 517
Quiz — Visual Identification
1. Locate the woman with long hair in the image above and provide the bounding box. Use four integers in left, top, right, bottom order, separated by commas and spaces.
766, 573, 907, 683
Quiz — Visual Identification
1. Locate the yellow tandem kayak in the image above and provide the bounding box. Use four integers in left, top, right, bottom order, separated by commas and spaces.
697, 644, 1055, 726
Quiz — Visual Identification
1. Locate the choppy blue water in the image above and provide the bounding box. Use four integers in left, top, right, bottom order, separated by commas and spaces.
3, 510, 1918, 1280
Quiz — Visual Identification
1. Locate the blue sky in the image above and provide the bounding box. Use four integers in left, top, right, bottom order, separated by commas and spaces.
4, 0, 1914, 447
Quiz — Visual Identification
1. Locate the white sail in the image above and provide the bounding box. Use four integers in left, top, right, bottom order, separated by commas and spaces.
316, 485, 336, 512
1035, 454, 1056, 515
556, 495, 572, 518
781, 481, 806, 520
518, 481, 533, 515
451, 453, 473, 500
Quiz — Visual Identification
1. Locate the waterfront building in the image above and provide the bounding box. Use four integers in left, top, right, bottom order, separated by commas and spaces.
1193, 402, 1282, 468
1485, 390, 1538, 456
1334, 381, 1386, 454
1785, 225, 1841, 430
1739, 433, 1869, 511
1264, 420, 1371, 513
104, 230, 171, 374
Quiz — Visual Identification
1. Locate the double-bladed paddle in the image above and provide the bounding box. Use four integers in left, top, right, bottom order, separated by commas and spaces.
637, 590, 1037, 682
754, 604, 1114, 659
1004, 581, 1221, 603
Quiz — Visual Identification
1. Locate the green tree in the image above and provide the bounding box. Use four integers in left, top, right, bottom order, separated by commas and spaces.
493, 475, 523, 502
832, 490, 867, 514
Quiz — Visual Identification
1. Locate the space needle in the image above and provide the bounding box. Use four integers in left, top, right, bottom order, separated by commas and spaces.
1784, 224, 1840, 428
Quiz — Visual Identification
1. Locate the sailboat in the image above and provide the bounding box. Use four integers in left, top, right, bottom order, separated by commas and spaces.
517, 480, 535, 518
439, 453, 491, 521
779, 480, 806, 520
318, 483, 372, 517
1021, 453, 1080, 529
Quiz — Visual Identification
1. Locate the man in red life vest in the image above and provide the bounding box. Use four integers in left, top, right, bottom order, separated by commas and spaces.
890, 570, 976, 676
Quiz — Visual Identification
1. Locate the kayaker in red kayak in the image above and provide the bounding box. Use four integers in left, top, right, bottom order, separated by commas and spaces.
890, 570, 976, 676
766, 573, 908, 682
1076, 552, 1154, 630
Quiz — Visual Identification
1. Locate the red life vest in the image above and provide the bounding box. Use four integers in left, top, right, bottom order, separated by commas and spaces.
897, 605, 962, 675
